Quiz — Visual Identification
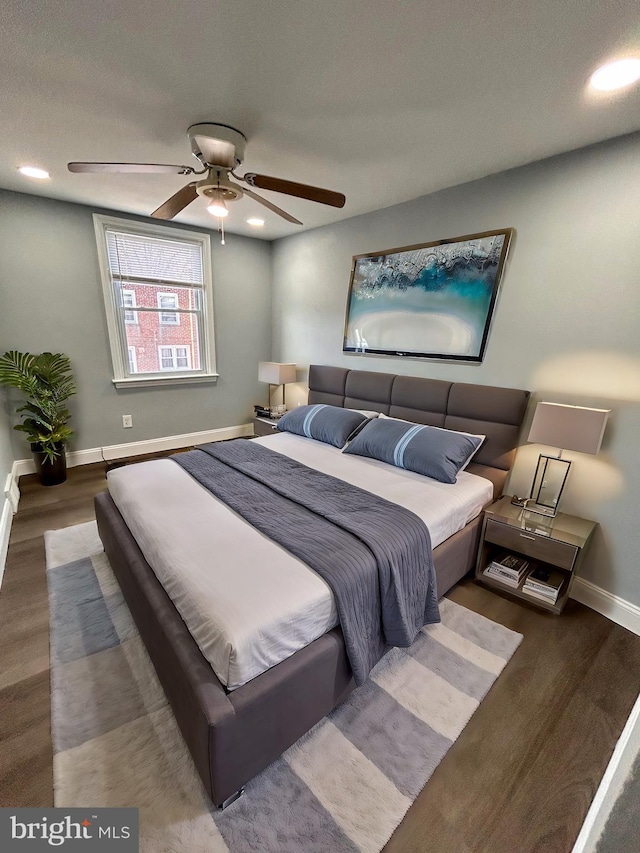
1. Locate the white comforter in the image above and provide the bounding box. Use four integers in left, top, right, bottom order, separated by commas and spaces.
107, 432, 493, 689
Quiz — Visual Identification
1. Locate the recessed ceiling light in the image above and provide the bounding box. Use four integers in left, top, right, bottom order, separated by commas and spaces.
18, 165, 50, 179
247, 218, 265, 227
590, 58, 640, 92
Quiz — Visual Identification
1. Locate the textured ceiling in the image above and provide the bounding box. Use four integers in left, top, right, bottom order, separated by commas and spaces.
1, 0, 639, 240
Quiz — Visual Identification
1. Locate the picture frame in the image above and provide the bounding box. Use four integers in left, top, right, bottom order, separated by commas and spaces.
343, 228, 513, 362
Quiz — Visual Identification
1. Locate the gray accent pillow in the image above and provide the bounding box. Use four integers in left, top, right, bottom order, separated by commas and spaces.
343, 417, 484, 484
378, 413, 485, 471
277, 404, 368, 448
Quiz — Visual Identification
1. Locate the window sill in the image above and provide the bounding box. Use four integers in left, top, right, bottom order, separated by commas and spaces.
112, 373, 219, 389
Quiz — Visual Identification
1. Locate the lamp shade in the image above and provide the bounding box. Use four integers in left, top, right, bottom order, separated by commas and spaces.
527, 402, 610, 455
258, 362, 297, 385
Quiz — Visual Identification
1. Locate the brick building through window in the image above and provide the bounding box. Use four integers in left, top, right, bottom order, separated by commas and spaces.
121, 282, 201, 373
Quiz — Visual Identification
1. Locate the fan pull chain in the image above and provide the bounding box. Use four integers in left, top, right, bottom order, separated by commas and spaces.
220, 217, 225, 246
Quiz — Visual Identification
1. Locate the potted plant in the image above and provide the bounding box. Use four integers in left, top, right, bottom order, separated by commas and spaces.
0, 351, 77, 486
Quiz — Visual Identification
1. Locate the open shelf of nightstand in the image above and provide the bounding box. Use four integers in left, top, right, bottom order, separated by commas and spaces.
475, 496, 596, 614
479, 556, 571, 615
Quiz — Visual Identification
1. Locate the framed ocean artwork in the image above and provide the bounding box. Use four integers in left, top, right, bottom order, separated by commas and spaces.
343, 228, 513, 362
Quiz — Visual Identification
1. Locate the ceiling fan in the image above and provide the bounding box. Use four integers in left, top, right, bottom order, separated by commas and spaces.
68, 122, 346, 226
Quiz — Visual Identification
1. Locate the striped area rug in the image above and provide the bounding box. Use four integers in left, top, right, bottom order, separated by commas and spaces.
46, 521, 522, 853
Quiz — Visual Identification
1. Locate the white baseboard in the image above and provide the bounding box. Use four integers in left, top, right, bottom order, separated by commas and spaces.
0, 498, 13, 589
571, 577, 640, 637
1, 468, 20, 589
572, 689, 640, 853
5, 469, 20, 513
12, 423, 254, 477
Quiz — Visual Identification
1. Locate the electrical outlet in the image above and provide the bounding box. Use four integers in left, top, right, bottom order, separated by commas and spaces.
122, 415, 133, 429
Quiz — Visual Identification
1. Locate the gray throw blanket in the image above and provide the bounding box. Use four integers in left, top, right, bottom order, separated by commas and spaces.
173, 440, 440, 685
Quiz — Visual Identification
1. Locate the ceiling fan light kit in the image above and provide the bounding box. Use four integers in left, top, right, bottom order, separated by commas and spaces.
200, 181, 237, 218
206, 197, 228, 218
67, 121, 346, 235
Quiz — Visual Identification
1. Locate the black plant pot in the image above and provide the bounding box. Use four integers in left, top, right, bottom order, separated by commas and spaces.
31, 443, 67, 487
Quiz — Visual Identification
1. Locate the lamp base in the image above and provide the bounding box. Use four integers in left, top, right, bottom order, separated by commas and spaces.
525, 502, 558, 518
529, 453, 571, 520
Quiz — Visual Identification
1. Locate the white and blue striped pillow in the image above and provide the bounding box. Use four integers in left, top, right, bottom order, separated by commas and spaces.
276, 404, 369, 448
343, 417, 484, 484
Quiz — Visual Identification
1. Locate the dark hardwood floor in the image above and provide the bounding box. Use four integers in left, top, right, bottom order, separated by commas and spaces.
1, 460, 640, 852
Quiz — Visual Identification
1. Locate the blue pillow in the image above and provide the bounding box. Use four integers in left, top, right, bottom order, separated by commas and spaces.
343, 418, 484, 484
277, 404, 368, 448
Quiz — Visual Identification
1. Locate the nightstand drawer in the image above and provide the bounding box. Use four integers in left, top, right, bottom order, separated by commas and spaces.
485, 518, 578, 570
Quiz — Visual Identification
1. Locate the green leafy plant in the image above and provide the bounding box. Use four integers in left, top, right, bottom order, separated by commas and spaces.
0, 351, 77, 462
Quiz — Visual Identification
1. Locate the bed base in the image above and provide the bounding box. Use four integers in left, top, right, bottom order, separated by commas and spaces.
95, 490, 481, 807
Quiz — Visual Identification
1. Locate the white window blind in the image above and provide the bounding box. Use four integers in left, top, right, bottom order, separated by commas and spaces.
105, 230, 204, 286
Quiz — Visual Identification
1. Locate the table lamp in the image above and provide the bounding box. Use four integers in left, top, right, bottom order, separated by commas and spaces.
526, 401, 610, 517
258, 362, 296, 410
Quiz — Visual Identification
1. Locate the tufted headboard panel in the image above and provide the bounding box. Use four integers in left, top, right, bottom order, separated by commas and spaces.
308, 365, 530, 497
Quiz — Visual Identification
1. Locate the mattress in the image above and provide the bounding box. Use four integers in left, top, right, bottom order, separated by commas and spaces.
107, 432, 493, 689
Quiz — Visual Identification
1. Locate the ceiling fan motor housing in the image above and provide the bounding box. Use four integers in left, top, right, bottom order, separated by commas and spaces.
188, 123, 247, 169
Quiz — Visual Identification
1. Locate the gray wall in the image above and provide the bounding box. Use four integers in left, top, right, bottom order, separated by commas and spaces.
272, 132, 640, 607
0, 190, 272, 455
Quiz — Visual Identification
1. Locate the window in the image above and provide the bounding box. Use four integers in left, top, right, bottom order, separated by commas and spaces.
159, 345, 191, 371
93, 215, 216, 387
157, 292, 180, 325
127, 346, 138, 374
122, 290, 138, 324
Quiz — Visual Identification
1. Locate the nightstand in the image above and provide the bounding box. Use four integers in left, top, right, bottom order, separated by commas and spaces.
252, 416, 280, 437
475, 496, 597, 614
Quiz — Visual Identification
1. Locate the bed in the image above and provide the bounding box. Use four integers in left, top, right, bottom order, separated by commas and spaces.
95, 365, 529, 807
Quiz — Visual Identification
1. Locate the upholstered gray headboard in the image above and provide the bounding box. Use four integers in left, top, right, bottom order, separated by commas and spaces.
308, 365, 530, 497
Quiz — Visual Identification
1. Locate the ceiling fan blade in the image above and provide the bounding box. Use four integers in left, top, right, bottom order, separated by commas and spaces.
240, 185, 303, 225
68, 162, 194, 175
151, 183, 199, 220
241, 172, 345, 208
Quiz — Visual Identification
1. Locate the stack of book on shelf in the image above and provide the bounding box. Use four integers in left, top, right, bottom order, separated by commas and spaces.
483, 552, 530, 588
522, 567, 565, 604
